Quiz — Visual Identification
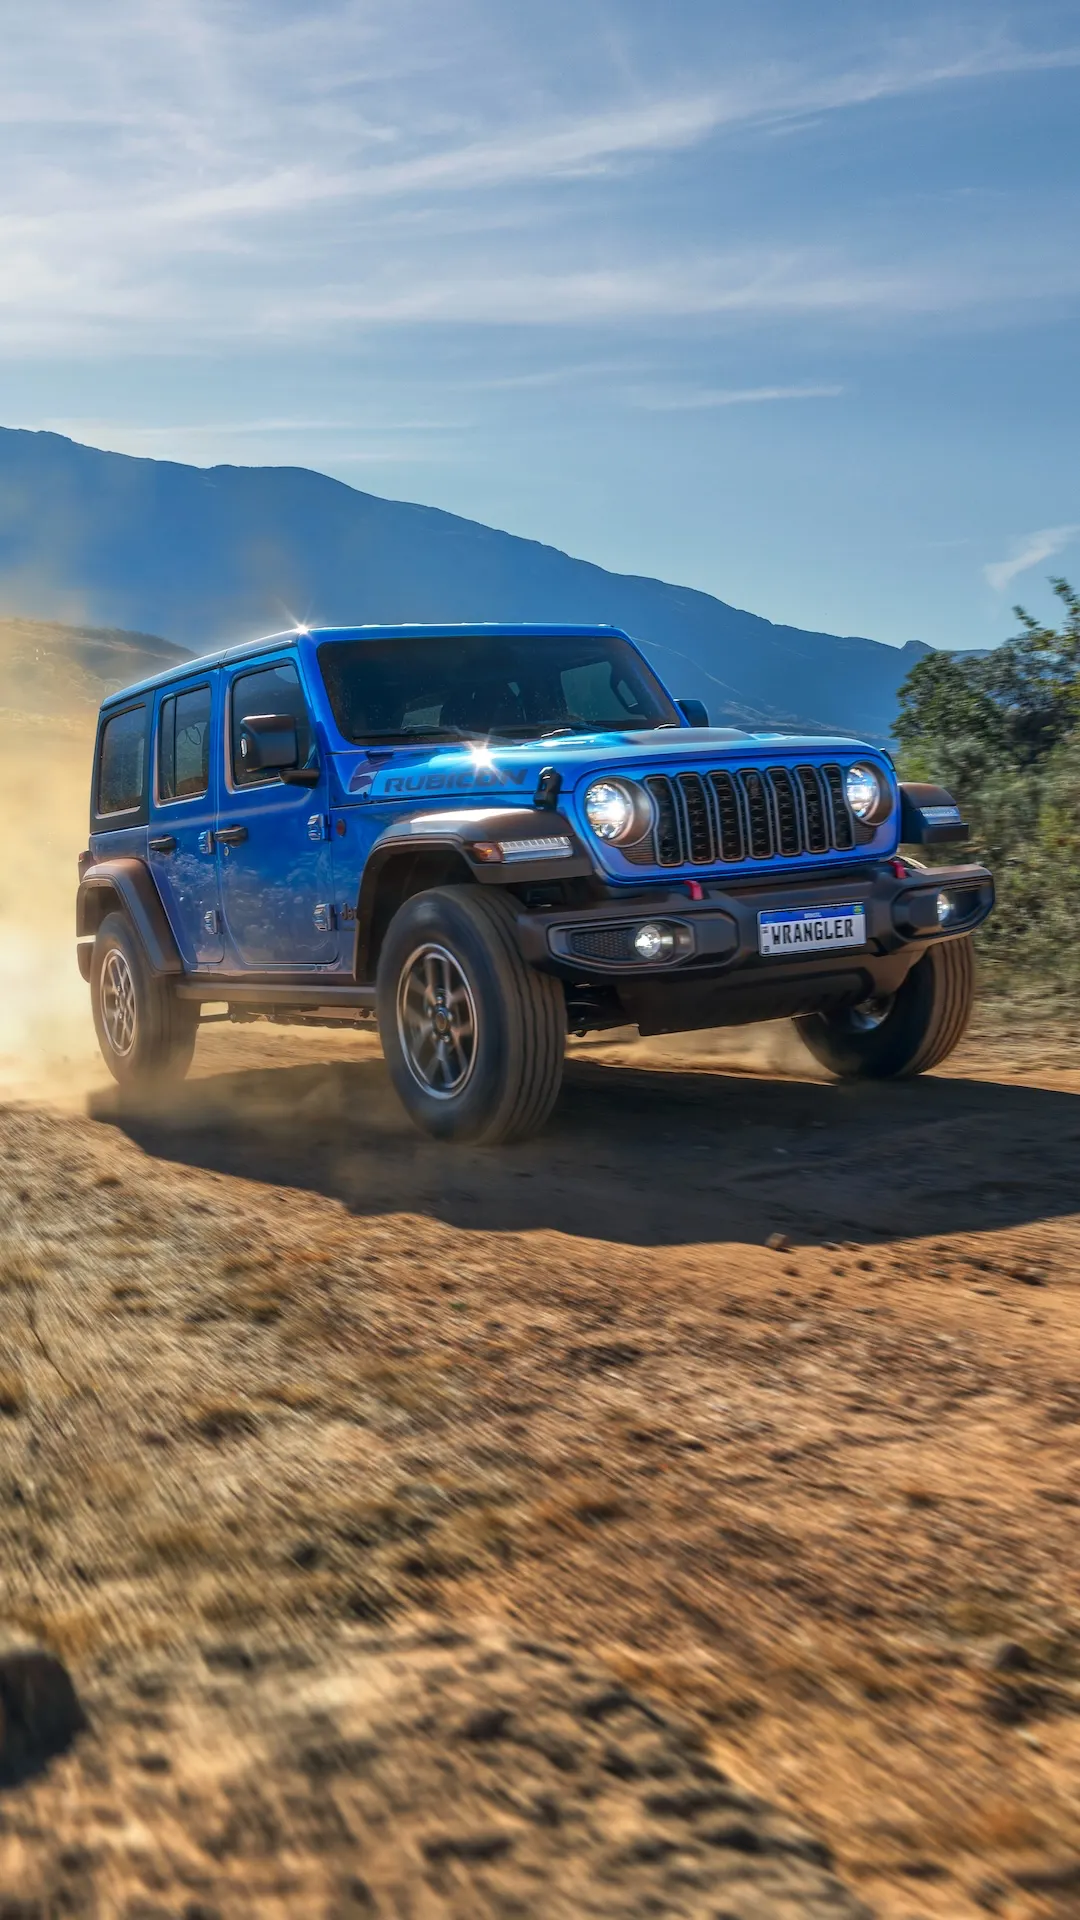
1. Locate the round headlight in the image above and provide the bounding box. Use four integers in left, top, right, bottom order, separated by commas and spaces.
583, 779, 651, 844
845, 764, 883, 822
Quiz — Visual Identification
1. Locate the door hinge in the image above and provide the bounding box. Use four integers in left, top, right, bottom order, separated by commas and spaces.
307, 813, 329, 842
203, 909, 221, 935
313, 903, 336, 933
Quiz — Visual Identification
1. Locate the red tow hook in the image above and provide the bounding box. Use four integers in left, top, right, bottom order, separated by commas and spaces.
889, 858, 909, 879
685, 879, 705, 900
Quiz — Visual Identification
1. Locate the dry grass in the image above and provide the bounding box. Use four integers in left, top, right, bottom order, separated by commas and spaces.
258, 1380, 326, 1412
529, 1475, 630, 1537
187, 1399, 261, 1441
0, 1249, 43, 1291
221, 1266, 297, 1323
922, 1793, 1066, 1863
0, 1368, 27, 1415
1, 1601, 106, 1661
192, 1575, 274, 1629
605, 1646, 760, 1729
136, 1519, 234, 1571
346, 1351, 457, 1416
109, 1282, 151, 1313
81, 1459, 154, 1508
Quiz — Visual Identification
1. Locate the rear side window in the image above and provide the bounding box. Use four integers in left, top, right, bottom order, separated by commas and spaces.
96, 705, 148, 818
230, 660, 313, 787
159, 685, 212, 801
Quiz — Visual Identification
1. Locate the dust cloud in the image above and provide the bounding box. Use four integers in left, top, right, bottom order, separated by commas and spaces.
0, 611, 179, 1101
0, 713, 103, 1098
573, 1019, 817, 1079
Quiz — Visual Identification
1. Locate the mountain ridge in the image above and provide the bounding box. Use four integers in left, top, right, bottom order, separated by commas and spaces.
0, 427, 930, 739
0, 612, 187, 724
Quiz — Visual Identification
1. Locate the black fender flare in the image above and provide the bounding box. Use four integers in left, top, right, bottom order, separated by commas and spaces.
353, 806, 595, 977
77, 859, 183, 978
898, 783, 969, 845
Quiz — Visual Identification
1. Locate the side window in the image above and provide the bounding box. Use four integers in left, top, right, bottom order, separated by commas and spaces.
159, 685, 212, 802
230, 661, 313, 787
96, 705, 148, 818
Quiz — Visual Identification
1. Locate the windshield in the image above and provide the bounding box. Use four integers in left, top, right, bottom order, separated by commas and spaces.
317, 632, 680, 743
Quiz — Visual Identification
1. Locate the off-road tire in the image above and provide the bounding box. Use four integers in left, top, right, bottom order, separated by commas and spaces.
794, 934, 975, 1080
376, 886, 566, 1143
90, 911, 198, 1090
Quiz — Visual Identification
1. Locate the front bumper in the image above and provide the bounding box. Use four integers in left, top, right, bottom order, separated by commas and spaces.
510, 859, 994, 1033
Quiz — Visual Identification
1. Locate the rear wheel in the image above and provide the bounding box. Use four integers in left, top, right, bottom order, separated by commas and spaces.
794, 935, 975, 1079
376, 886, 566, 1143
90, 911, 197, 1089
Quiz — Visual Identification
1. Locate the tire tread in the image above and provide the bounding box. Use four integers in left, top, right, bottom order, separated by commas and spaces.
795, 935, 975, 1081
456, 888, 565, 1143
905, 933, 974, 1075
376, 885, 565, 1144
92, 911, 197, 1088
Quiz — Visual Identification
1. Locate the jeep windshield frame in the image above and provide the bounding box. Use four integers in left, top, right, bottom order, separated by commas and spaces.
316, 631, 681, 745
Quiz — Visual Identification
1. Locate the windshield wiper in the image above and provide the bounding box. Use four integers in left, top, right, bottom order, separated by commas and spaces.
487, 722, 593, 741
354, 726, 476, 743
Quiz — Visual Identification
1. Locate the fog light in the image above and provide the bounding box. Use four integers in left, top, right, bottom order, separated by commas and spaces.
634, 922, 675, 961
936, 890, 955, 925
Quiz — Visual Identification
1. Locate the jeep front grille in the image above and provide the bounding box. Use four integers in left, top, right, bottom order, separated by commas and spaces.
627, 763, 858, 868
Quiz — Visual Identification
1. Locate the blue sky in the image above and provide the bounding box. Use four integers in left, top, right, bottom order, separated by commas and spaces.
2, 0, 1078, 649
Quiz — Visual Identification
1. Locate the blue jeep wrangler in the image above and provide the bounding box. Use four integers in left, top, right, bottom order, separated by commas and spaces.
78, 622, 993, 1142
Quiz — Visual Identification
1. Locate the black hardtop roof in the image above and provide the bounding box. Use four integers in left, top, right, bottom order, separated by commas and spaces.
99, 622, 631, 709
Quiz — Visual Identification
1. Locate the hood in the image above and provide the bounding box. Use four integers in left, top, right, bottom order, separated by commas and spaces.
335, 726, 882, 805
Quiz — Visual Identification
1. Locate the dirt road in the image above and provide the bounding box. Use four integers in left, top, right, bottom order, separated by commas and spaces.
1, 1014, 1078, 1917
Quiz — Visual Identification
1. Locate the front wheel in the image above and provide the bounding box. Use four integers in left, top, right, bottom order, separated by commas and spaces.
90, 911, 198, 1089
376, 886, 566, 1143
793, 935, 975, 1079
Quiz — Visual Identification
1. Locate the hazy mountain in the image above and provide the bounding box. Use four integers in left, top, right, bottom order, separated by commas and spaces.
0, 427, 930, 739
0, 612, 186, 726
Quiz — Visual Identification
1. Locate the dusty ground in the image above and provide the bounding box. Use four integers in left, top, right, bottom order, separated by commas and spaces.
0, 1002, 1078, 1918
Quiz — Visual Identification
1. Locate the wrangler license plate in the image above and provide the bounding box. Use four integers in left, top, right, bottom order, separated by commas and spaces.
758, 903, 866, 957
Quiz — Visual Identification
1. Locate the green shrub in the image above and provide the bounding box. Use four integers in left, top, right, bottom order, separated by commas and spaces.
895, 579, 1080, 997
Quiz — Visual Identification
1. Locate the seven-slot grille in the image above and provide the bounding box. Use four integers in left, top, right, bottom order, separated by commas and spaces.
622, 763, 859, 868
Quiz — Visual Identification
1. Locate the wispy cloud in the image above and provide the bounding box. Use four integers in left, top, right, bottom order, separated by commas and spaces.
36, 415, 459, 441
634, 383, 844, 411
243, 247, 1080, 336
96, 41, 1080, 225
456, 359, 648, 393
984, 524, 1080, 592
0, 0, 1075, 386
0, 2, 1077, 361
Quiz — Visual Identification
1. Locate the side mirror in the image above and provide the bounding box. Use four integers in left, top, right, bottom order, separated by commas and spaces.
677, 699, 709, 728
240, 713, 300, 772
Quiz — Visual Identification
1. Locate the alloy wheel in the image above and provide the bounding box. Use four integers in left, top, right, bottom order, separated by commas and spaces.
100, 947, 138, 1057
846, 993, 895, 1033
396, 943, 479, 1099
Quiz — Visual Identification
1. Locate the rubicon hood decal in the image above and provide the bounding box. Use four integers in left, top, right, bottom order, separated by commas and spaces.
349, 760, 532, 798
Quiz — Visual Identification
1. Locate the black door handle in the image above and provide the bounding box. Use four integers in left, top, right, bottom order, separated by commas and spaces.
148, 835, 177, 853
216, 825, 249, 846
